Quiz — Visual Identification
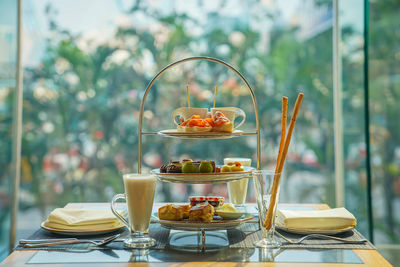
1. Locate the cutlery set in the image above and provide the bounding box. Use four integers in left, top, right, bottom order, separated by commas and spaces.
274, 231, 367, 245
20, 234, 121, 248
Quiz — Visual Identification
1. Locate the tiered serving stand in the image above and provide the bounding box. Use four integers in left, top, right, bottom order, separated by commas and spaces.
137, 56, 261, 251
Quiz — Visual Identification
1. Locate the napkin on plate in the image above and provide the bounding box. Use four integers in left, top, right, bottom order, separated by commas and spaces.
276, 207, 356, 230
43, 208, 124, 230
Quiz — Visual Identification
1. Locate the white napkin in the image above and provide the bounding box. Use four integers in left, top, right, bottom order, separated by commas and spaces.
43, 208, 124, 230
276, 207, 357, 230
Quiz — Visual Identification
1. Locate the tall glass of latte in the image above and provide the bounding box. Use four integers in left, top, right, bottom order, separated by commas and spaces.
111, 173, 157, 248
225, 158, 252, 208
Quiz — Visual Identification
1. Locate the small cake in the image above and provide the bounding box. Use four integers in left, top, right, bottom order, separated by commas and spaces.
179, 204, 191, 219
228, 161, 244, 172
199, 161, 213, 173
210, 161, 216, 172
160, 164, 168, 173
170, 161, 182, 167
189, 203, 214, 222
181, 159, 192, 165
182, 161, 196, 173
192, 161, 201, 172
177, 115, 212, 132
167, 165, 182, 173
221, 165, 232, 172
212, 111, 233, 133
158, 204, 184, 221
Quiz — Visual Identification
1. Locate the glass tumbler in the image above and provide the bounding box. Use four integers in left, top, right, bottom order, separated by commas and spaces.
252, 170, 281, 248
225, 157, 252, 208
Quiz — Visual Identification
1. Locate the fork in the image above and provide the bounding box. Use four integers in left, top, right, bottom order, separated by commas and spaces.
20, 233, 120, 248
274, 231, 368, 244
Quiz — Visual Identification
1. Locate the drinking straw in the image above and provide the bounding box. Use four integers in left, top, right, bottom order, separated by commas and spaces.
213, 86, 218, 108
276, 96, 288, 167
186, 85, 190, 108
264, 93, 304, 230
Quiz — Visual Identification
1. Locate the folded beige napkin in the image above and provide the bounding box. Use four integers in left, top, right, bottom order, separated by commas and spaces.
276, 207, 356, 230
43, 208, 124, 230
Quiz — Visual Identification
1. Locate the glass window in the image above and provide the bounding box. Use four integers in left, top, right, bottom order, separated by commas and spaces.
0, 0, 16, 260
18, 1, 341, 230
369, 0, 400, 262
1, 1, 398, 264
340, 0, 369, 237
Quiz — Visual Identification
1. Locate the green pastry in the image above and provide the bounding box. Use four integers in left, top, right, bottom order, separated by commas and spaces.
182, 161, 196, 173
199, 161, 213, 173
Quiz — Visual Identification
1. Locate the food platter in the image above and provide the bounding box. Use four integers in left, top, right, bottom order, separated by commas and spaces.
151, 166, 254, 184
154, 213, 255, 231
157, 129, 244, 139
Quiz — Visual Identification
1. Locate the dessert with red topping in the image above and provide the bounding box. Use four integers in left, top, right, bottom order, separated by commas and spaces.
177, 115, 212, 132
211, 111, 233, 133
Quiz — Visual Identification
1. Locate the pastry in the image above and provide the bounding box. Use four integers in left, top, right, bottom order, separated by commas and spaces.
182, 161, 196, 173
179, 204, 191, 219
192, 161, 201, 172
170, 161, 182, 167
158, 204, 184, 221
160, 164, 168, 173
189, 203, 214, 222
210, 161, 216, 172
167, 164, 181, 173
228, 161, 244, 172
177, 115, 212, 132
211, 111, 233, 133
221, 165, 232, 172
199, 161, 213, 173
181, 159, 192, 165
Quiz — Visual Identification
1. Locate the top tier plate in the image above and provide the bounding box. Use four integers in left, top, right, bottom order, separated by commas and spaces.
157, 129, 244, 139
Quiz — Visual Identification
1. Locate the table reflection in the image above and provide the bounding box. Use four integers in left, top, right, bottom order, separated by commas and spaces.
129, 249, 149, 262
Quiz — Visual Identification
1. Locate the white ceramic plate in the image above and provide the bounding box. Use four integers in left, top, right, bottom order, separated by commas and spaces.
40, 222, 125, 236
151, 166, 254, 184
275, 221, 355, 235
154, 213, 254, 231
216, 211, 245, 220
157, 129, 244, 139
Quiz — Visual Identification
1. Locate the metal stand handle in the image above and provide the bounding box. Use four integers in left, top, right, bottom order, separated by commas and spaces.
137, 56, 261, 172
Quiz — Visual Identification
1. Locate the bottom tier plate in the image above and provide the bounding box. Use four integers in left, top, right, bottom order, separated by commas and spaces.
154, 213, 255, 231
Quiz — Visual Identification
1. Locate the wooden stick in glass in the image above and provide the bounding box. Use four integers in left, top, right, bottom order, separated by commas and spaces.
262, 96, 287, 228
213, 86, 218, 108
186, 85, 190, 108
264, 93, 304, 230
276, 96, 288, 168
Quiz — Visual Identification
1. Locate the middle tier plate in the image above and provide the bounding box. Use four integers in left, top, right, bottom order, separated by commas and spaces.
151, 166, 254, 184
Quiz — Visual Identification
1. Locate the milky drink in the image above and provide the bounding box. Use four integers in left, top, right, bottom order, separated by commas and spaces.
225, 158, 251, 205
123, 174, 157, 232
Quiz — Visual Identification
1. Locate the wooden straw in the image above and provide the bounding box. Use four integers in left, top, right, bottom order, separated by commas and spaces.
276, 97, 288, 167
186, 85, 190, 108
262, 96, 287, 229
213, 86, 218, 108
264, 93, 304, 230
